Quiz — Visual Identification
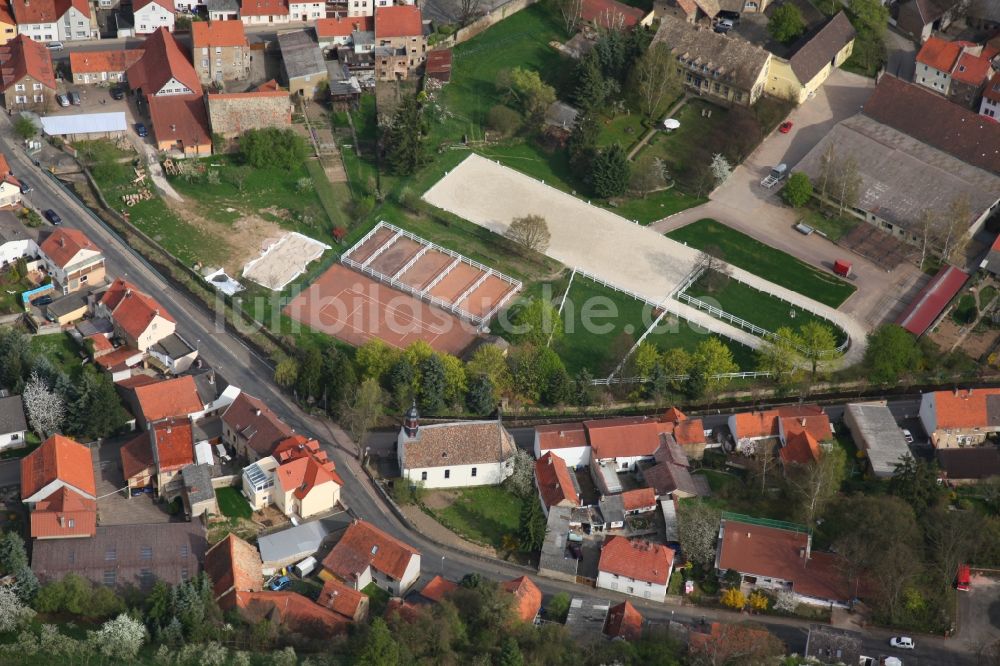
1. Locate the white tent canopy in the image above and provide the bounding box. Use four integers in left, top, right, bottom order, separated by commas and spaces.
663, 118, 680, 130
39, 112, 127, 137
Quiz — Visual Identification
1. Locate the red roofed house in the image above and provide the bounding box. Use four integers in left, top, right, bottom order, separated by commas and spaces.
222, 391, 294, 461
689, 622, 783, 662
37, 227, 105, 294
534, 422, 590, 468
315, 15, 373, 50
580, 0, 653, 31
121, 375, 204, 429
0, 3, 15, 47
779, 431, 822, 468
204, 533, 263, 610
236, 590, 347, 638
240, 0, 290, 25
97, 278, 176, 351
919, 387, 1000, 448
70, 49, 144, 85
374, 5, 426, 81
21, 434, 97, 540
728, 405, 831, 456
980, 71, 1000, 120
418, 574, 458, 603
603, 601, 643, 641
597, 536, 674, 602
897, 265, 971, 337
192, 20, 250, 84
269, 435, 343, 519
120, 416, 196, 500
134, 0, 175, 34
620, 487, 657, 514
317, 576, 369, 622
502, 575, 542, 623
534, 451, 581, 516
320, 519, 421, 595
12, 0, 94, 43
915, 37, 997, 108
716, 515, 854, 606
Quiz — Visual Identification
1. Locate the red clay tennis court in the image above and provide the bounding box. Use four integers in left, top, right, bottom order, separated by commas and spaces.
284, 264, 478, 354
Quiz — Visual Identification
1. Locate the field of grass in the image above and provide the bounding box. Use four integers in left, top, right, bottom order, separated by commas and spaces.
636, 100, 729, 180
30, 334, 83, 377
666, 219, 856, 308
0, 265, 31, 314
429, 486, 524, 550
215, 487, 252, 519
305, 159, 350, 230
798, 207, 859, 242
684, 271, 848, 345
597, 112, 646, 150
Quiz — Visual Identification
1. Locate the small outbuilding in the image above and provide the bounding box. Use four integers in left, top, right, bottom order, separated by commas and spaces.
843, 402, 911, 478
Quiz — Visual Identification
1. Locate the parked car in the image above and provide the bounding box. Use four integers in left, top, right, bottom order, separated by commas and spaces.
889, 636, 914, 649
270, 576, 292, 591
46, 41, 64, 51
135, 122, 148, 137
110, 86, 125, 100
713, 19, 733, 33
31, 295, 53, 306
68, 91, 81, 106
902, 428, 914, 444
18, 180, 31, 194
56, 94, 70, 108
43, 209, 62, 225
779, 121, 794, 133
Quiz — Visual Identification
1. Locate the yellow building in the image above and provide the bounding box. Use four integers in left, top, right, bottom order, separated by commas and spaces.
0, 2, 16, 46
765, 12, 856, 105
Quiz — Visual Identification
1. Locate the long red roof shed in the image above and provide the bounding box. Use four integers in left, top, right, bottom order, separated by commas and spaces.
896, 265, 969, 336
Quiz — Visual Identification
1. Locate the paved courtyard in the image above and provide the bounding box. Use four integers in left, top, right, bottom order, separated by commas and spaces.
94, 439, 174, 526
424, 154, 867, 366
956, 572, 1000, 655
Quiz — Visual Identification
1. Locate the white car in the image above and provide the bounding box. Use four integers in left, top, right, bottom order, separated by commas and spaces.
902, 429, 914, 444
890, 636, 915, 649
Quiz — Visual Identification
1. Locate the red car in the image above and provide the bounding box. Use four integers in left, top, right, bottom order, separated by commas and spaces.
779, 121, 793, 133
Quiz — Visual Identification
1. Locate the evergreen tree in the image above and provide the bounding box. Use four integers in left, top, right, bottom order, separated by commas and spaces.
385, 96, 427, 176
295, 345, 323, 401
589, 143, 630, 198
321, 344, 358, 418
418, 355, 447, 415
518, 497, 546, 552
354, 618, 401, 666
684, 365, 707, 400
499, 637, 525, 666
574, 51, 613, 111
387, 357, 415, 408
567, 112, 600, 172
466, 373, 496, 415
65, 369, 128, 441
573, 369, 597, 408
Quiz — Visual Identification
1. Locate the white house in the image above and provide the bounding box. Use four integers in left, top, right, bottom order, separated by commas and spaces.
289, 0, 323, 20
97, 278, 176, 352
320, 520, 421, 596
596, 536, 673, 603
0, 154, 21, 208
13, 0, 96, 43
397, 407, 516, 489
534, 423, 591, 469
134, 0, 175, 34
242, 456, 278, 510
0, 394, 28, 451
37, 228, 105, 294
346, 0, 372, 15
981, 72, 1000, 120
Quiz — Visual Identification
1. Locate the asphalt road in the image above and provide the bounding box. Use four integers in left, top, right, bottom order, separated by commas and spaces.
0, 117, 971, 663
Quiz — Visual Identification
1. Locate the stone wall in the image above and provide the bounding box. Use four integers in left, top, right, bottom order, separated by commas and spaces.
207, 93, 293, 138
432, 0, 537, 49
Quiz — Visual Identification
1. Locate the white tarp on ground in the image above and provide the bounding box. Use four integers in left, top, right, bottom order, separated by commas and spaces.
242, 232, 331, 291
203, 268, 244, 296
39, 112, 127, 136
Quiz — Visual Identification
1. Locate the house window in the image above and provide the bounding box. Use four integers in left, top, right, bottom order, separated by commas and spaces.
421, 471, 427, 481
444, 469, 450, 479
67, 519, 75, 528
14, 83, 23, 91
140, 546, 153, 560
471, 467, 477, 477
180, 567, 189, 581
180, 544, 189, 558
14, 95, 25, 104
32, 83, 41, 90
103, 570, 116, 586
105, 548, 117, 561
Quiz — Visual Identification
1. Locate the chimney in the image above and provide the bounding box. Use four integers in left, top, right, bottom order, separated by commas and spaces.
208, 370, 215, 385
59, 236, 65, 247
800, 418, 806, 427
255, 408, 262, 416
126, 288, 132, 297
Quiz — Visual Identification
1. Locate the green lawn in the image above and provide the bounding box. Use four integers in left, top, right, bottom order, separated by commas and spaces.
693, 469, 741, 494
305, 159, 350, 230
430, 486, 524, 550
363, 582, 391, 617
30, 334, 83, 377
597, 112, 646, 150
798, 207, 859, 242
684, 271, 848, 345
0, 265, 32, 314
666, 219, 856, 308
215, 487, 252, 519
636, 100, 728, 183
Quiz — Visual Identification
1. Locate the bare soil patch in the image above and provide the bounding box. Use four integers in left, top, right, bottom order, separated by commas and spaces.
423, 489, 458, 510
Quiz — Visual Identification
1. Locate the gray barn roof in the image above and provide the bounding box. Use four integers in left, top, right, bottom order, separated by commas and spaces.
787, 12, 855, 84
844, 403, 910, 478
538, 506, 579, 577
653, 15, 771, 90
0, 395, 27, 435
278, 30, 327, 80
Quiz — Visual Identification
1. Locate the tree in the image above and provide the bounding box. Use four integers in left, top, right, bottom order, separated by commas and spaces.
341, 378, 384, 460
747, 591, 769, 611
589, 143, 630, 198
832, 155, 861, 214
557, 0, 583, 34
567, 111, 600, 171
756, 327, 802, 387
227, 165, 252, 193
388, 357, 416, 409
677, 501, 721, 567
64, 369, 128, 440
13, 115, 37, 141
628, 42, 681, 118
384, 95, 427, 176
720, 588, 746, 609
574, 51, 616, 112
786, 445, 846, 527
505, 449, 535, 497
499, 636, 524, 666
941, 194, 972, 263
496, 68, 556, 123
90, 614, 147, 660
457, 0, 482, 25
545, 592, 571, 622
510, 298, 563, 347
466, 373, 496, 415
631, 342, 661, 377
239, 128, 307, 170
782, 172, 813, 207
418, 354, 447, 415
518, 496, 546, 553
798, 321, 840, 382
710, 153, 732, 186
689, 623, 785, 666
0, 587, 33, 633
22, 371, 64, 438
630, 155, 668, 198
768, 4, 805, 42
354, 618, 401, 666
863, 324, 922, 385
693, 337, 738, 380
486, 105, 522, 138
537, 348, 571, 406
889, 454, 945, 516
505, 214, 551, 254
924, 505, 983, 591
356, 339, 398, 384
848, 0, 889, 34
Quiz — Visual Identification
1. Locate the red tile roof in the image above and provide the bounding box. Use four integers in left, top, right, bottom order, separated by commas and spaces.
132, 375, 203, 422
275, 455, 342, 500
71, 49, 144, 75
953, 50, 994, 85
30, 486, 97, 539
580, 0, 647, 28
256, 79, 281, 92
927, 388, 1000, 430
717, 519, 852, 602
222, 392, 294, 457
315, 15, 372, 38
119, 432, 155, 480
94, 346, 143, 372
501, 576, 542, 623
663, 407, 687, 423
126, 28, 202, 97
321, 519, 419, 582
21, 434, 96, 500
620, 487, 656, 512
135, 0, 174, 10
0, 35, 55, 92
239, 0, 288, 17
779, 410, 831, 443
598, 536, 673, 585
11, 0, 88, 25
689, 622, 778, 658
535, 422, 588, 451
585, 417, 668, 460
672, 419, 706, 446
915, 36, 969, 71
236, 590, 347, 637
425, 49, 451, 81
192, 20, 247, 48
896, 265, 969, 336
731, 410, 780, 440
101, 277, 175, 342
205, 534, 263, 610
151, 417, 194, 472
374, 5, 422, 39
86, 333, 114, 354
317, 577, 367, 620
419, 575, 458, 602
148, 93, 212, 151
0, 1, 13, 25
603, 601, 643, 641
39, 228, 100, 269
864, 75, 1000, 175
534, 452, 580, 511
779, 431, 822, 466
